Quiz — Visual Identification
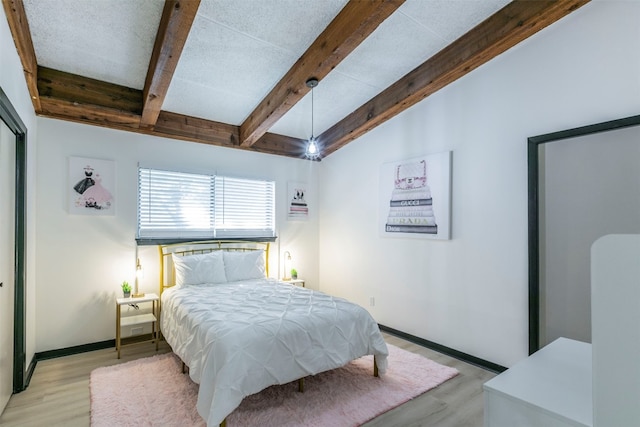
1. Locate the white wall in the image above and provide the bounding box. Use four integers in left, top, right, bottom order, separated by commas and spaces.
34, 118, 318, 351
318, 0, 640, 367
1, 6, 39, 371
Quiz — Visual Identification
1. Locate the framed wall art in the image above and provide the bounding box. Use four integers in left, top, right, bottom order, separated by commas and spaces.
287, 181, 308, 221
68, 156, 115, 215
379, 151, 451, 240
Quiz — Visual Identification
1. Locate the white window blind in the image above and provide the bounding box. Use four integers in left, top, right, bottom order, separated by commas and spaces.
137, 167, 275, 240
214, 176, 275, 238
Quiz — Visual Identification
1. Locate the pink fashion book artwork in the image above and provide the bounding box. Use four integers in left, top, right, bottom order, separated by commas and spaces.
386, 160, 437, 234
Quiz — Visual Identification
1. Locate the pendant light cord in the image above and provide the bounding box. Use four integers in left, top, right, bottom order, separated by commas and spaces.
311, 85, 315, 139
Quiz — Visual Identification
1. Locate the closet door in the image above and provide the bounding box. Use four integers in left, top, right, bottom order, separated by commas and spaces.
0, 119, 15, 413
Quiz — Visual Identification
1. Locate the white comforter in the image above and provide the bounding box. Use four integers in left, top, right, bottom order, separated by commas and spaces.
160, 278, 388, 426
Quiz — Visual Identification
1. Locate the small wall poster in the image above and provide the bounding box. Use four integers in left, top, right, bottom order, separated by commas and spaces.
68, 156, 115, 215
287, 182, 308, 221
379, 151, 451, 239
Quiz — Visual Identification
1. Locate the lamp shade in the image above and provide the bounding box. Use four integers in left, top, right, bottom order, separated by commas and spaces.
306, 138, 318, 157
283, 251, 292, 280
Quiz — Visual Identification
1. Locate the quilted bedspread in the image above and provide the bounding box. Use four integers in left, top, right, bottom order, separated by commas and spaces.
160, 279, 389, 426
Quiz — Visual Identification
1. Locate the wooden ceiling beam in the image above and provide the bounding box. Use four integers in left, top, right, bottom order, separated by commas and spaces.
35, 67, 306, 157
319, 0, 590, 156
238, 0, 405, 148
153, 110, 239, 147
153, 112, 306, 157
38, 98, 305, 158
2, 0, 41, 111
38, 66, 142, 114
143, 112, 306, 157
254, 132, 314, 159
140, 0, 200, 128
39, 97, 143, 129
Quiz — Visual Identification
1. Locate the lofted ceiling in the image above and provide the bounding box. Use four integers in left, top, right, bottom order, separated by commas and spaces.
3, 0, 588, 160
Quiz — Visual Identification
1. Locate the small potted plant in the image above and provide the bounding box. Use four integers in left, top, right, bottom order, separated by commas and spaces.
121, 281, 131, 298
290, 268, 298, 280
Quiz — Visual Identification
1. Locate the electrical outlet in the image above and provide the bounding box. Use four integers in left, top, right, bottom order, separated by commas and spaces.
369, 297, 375, 307
131, 327, 144, 336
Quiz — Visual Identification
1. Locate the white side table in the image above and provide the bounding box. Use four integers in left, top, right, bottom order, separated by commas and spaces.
115, 293, 159, 359
282, 278, 305, 287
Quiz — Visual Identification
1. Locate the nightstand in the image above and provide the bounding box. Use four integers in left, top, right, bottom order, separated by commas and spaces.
115, 293, 159, 359
283, 278, 305, 288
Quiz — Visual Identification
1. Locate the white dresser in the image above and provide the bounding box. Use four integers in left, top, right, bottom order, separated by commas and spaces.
483, 337, 592, 427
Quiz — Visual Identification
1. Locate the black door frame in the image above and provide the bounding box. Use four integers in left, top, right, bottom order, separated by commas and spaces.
527, 114, 640, 355
0, 86, 28, 393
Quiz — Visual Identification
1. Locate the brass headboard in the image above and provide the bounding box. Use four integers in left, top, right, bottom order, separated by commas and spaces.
158, 240, 270, 296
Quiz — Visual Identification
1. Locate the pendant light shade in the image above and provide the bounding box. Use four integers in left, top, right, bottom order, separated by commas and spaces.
305, 78, 320, 159
306, 138, 318, 156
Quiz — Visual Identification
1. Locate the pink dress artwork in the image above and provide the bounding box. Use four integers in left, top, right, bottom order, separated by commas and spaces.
79, 174, 112, 210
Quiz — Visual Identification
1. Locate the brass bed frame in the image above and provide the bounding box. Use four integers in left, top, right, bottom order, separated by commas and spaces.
158, 240, 271, 294
158, 240, 378, 427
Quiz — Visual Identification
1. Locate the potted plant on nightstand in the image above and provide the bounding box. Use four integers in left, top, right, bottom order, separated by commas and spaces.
121, 281, 131, 298
290, 268, 298, 280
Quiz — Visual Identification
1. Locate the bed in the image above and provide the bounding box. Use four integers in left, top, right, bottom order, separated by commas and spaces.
158, 240, 389, 427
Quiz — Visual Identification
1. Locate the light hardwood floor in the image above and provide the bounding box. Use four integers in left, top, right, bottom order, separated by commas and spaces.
0, 332, 495, 426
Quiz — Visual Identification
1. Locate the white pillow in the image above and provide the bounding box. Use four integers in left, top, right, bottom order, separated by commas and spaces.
223, 250, 266, 282
172, 251, 227, 286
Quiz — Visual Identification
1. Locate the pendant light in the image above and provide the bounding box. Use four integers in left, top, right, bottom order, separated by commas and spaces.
305, 78, 320, 159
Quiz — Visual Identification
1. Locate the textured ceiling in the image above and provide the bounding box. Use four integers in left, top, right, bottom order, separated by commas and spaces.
24, 0, 163, 90
22, 0, 510, 141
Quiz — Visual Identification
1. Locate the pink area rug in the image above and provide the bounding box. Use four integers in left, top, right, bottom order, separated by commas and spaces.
90, 344, 458, 427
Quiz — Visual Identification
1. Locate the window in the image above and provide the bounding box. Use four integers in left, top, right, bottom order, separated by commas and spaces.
137, 167, 275, 241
